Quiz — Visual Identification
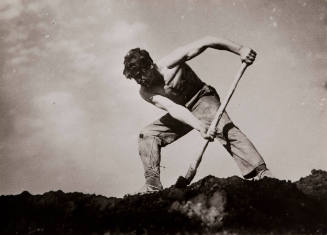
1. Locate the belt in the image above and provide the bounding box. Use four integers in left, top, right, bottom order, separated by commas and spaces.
185, 84, 218, 109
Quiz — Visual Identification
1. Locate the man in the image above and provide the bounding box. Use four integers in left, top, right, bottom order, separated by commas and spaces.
123, 36, 272, 193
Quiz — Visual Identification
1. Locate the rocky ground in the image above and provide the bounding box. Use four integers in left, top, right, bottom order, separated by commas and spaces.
1, 169, 326, 235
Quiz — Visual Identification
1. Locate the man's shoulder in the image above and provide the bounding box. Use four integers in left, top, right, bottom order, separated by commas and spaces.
139, 87, 156, 103
157, 58, 171, 70
139, 86, 150, 97
158, 58, 189, 72
157, 47, 186, 69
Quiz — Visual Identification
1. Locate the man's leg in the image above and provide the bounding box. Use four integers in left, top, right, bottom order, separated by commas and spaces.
216, 121, 268, 178
190, 87, 269, 178
138, 114, 192, 192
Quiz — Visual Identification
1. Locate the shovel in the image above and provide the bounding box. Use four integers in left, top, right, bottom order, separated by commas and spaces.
175, 62, 248, 188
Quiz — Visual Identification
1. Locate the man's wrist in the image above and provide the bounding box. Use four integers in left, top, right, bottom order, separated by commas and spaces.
194, 121, 206, 133
237, 45, 244, 56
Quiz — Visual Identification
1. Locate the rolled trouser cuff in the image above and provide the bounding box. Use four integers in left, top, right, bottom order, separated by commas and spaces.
145, 183, 163, 191
243, 163, 267, 179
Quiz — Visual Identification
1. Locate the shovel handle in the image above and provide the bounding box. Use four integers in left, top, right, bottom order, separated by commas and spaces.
209, 62, 248, 131
186, 62, 248, 181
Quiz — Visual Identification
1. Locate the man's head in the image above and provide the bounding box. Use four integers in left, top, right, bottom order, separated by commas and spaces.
123, 48, 161, 87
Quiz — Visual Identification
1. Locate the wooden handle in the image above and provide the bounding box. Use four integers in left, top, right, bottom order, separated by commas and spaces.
209, 62, 248, 131
185, 63, 248, 181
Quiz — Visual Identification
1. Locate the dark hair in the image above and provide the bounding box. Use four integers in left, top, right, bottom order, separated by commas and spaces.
123, 48, 153, 79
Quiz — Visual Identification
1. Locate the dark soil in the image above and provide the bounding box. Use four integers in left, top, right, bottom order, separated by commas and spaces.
1, 170, 326, 235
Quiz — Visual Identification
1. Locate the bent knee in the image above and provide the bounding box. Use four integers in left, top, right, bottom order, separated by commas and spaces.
216, 122, 238, 140
138, 131, 161, 142
138, 132, 162, 153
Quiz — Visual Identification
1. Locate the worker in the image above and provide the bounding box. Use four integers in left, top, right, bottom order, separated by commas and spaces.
123, 36, 273, 193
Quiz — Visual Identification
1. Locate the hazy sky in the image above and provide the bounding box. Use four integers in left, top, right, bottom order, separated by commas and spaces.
0, 0, 326, 197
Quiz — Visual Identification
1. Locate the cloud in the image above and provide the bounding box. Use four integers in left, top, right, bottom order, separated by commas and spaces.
0, 0, 23, 20
0, 0, 65, 21
33, 91, 86, 137
4, 28, 28, 43
103, 21, 148, 44
29, 91, 95, 162
25, 0, 63, 14
10, 55, 29, 65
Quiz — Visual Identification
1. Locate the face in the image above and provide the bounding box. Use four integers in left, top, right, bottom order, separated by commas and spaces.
133, 65, 162, 88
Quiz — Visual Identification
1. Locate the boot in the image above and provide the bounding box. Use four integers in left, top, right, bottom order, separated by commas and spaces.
251, 163, 274, 181
136, 183, 163, 195
254, 169, 274, 180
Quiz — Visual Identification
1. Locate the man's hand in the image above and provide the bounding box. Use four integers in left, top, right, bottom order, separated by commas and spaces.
199, 123, 216, 141
239, 47, 257, 65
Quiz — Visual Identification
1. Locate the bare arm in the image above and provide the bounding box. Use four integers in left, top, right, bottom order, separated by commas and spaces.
149, 95, 215, 140
159, 36, 256, 69
151, 95, 202, 130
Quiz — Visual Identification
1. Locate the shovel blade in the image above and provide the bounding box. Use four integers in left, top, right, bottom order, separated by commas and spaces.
175, 176, 190, 188
175, 167, 196, 188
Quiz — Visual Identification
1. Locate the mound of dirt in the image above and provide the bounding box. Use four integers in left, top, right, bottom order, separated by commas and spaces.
1, 170, 326, 235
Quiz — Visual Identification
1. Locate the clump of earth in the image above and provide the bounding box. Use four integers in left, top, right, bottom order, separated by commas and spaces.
1, 169, 326, 234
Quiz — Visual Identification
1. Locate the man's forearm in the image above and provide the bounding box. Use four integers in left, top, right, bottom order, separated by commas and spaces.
204, 36, 243, 56
166, 104, 203, 131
